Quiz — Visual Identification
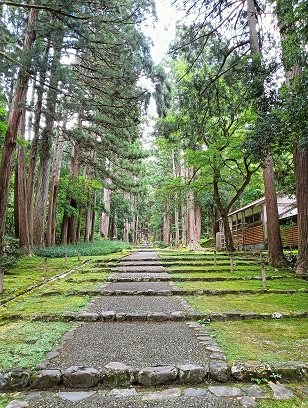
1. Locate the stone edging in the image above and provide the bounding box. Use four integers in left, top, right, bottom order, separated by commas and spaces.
1, 310, 307, 323
28, 288, 308, 296
108, 276, 285, 282
1, 361, 307, 391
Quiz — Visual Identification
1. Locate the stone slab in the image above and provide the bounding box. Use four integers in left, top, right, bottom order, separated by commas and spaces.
268, 383, 294, 400
57, 391, 96, 401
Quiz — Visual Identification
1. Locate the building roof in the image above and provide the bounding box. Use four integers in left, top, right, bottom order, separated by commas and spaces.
227, 194, 297, 218
228, 196, 266, 217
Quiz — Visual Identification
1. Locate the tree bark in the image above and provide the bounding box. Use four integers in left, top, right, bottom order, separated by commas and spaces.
163, 201, 170, 244
33, 29, 64, 247
172, 149, 180, 247
17, 104, 31, 254
180, 149, 187, 245
247, 0, 285, 266
46, 124, 65, 246
64, 141, 80, 245
275, 0, 308, 274
262, 156, 286, 267
0, 5, 39, 254
195, 202, 202, 245
90, 191, 96, 242
294, 146, 308, 275
101, 186, 111, 238
26, 40, 51, 246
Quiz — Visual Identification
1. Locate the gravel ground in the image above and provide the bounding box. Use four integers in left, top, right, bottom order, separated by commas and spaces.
113, 266, 166, 273
108, 273, 170, 280
85, 295, 188, 314
46, 322, 210, 370
118, 261, 162, 266
122, 252, 158, 261
24, 393, 241, 408
101, 282, 175, 292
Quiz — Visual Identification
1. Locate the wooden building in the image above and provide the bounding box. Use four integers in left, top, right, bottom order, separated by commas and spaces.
216, 195, 298, 250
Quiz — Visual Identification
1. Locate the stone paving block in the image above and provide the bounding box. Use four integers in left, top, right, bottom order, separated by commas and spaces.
100, 311, 116, 321
142, 388, 181, 400
210, 352, 227, 360
208, 386, 242, 397
62, 366, 100, 388
147, 312, 169, 321
6, 401, 29, 408
32, 369, 62, 389
268, 383, 294, 400
239, 396, 257, 407
108, 388, 137, 397
0, 369, 31, 391
244, 384, 268, 399
231, 362, 272, 382
57, 391, 96, 401
209, 360, 230, 383
170, 311, 186, 321
102, 362, 137, 387
183, 387, 208, 397
271, 361, 308, 382
177, 364, 207, 384
76, 312, 99, 322
137, 365, 178, 386
115, 313, 127, 321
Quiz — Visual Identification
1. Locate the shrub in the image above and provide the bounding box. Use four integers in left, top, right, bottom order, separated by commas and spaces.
34, 239, 131, 258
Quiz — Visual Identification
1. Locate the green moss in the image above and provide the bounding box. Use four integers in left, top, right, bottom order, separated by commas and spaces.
0, 396, 11, 408
184, 293, 308, 314
1, 292, 91, 316
257, 397, 308, 407
0, 321, 72, 370
175, 278, 308, 291
205, 319, 308, 363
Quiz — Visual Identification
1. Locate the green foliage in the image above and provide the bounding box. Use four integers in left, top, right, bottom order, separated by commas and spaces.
34, 239, 130, 258
0, 322, 72, 370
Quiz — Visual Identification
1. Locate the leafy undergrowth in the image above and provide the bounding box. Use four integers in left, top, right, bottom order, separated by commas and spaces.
0, 396, 10, 408
34, 239, 131, 258
0, 321, 72, 370
204, 319, 308, 363
185, 293, 308, 314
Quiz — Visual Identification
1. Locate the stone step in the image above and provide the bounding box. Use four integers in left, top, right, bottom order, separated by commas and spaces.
6, 382, 308, 408
37, 288, 308, 297
3, 310, 307, 323
108, 275, 285, 282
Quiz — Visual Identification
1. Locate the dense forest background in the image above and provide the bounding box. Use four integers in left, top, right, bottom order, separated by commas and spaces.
0, 0, 307, 274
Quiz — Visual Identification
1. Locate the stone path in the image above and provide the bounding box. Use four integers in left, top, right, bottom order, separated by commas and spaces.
3, 248, 306, 408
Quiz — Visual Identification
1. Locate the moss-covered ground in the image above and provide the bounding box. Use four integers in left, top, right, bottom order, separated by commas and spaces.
0, 241, 128, 371
160, 249, 308, 367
